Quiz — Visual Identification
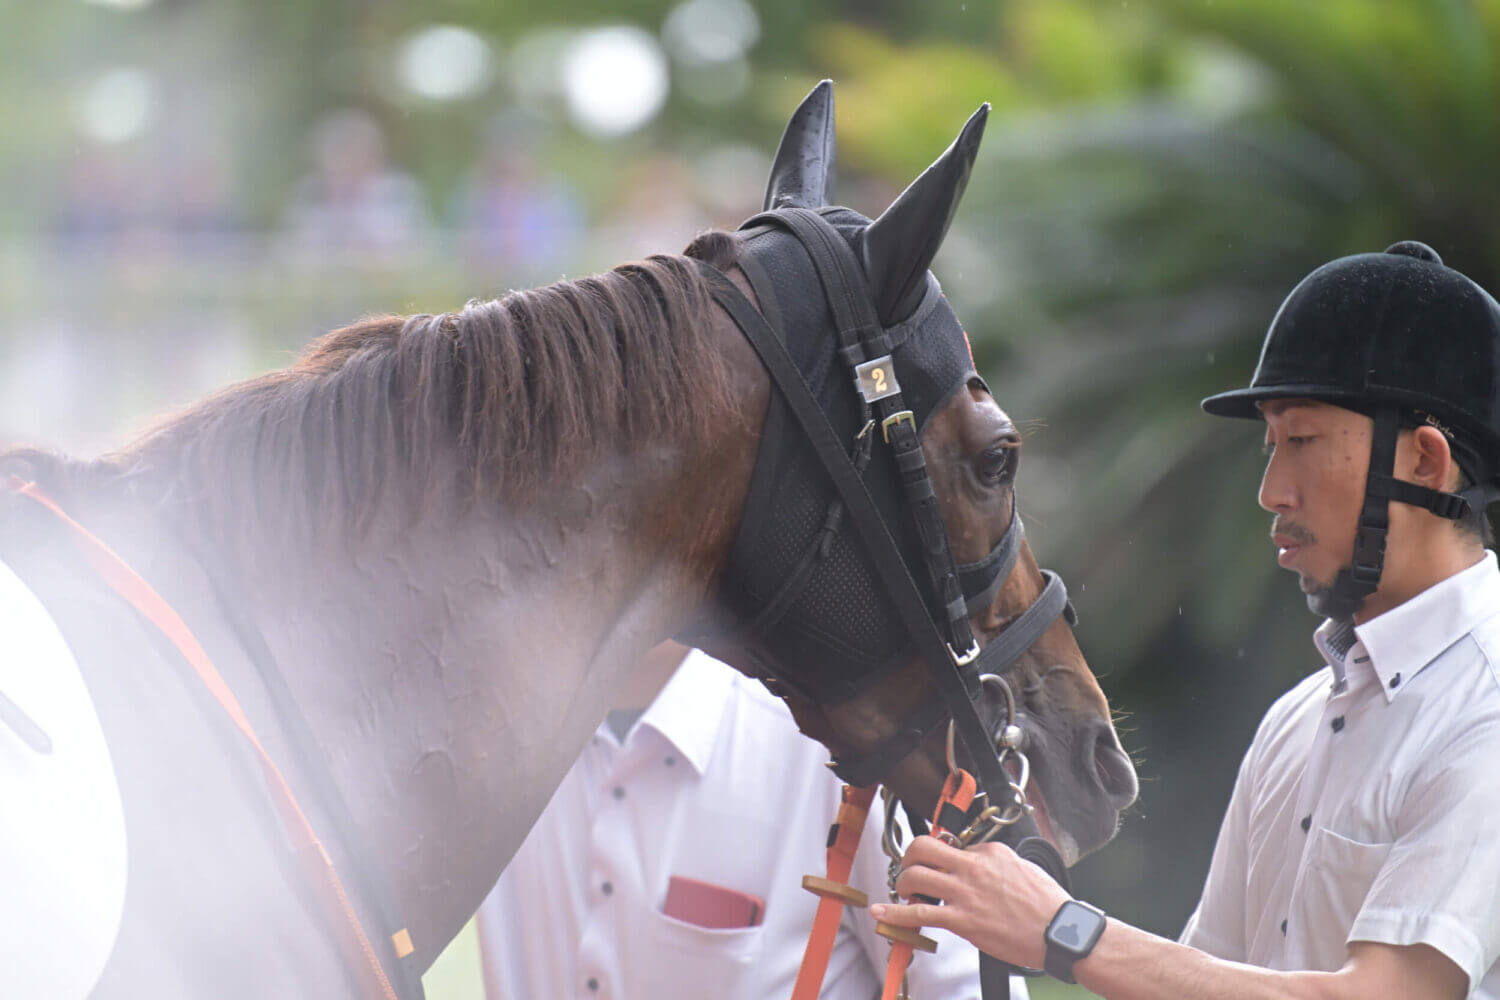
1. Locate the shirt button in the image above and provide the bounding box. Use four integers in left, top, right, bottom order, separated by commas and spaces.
1280, 919, 1287, 935
601, 881, 613, 896
664, 755, 677, 767
1300, 815, 1311, 833
1330, 716, 1345, 733
1390, 673, 1402, 689
587, 977, 600, 992
612, 785, 626, 800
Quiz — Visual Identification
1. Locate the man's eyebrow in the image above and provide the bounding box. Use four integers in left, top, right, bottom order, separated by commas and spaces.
1255, 399, 1322, 417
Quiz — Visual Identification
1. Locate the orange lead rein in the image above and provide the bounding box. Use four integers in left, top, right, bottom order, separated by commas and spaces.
876, 768, 977, 1000
789, 783, 879, 1000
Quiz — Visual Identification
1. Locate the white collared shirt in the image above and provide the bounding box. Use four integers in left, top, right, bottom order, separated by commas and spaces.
1182, 552, 1500, 996
477, 650, 991, 1000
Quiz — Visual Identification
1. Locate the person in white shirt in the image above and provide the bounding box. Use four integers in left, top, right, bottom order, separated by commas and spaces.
476, 642, 993, 1000
871, 240, 1500, 1000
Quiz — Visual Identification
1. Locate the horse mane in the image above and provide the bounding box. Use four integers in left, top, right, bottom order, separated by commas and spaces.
5, 231, 743, 552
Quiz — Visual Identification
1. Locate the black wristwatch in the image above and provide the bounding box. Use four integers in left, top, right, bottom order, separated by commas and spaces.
1043, 899, 1107, 984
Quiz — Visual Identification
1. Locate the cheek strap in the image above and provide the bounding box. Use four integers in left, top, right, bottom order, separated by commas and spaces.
957, 503, 1022, 618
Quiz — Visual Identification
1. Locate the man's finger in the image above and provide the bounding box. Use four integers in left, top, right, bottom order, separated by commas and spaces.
900, 834, 969, 870
868, 900, 951, 929
893, 863, 963, 903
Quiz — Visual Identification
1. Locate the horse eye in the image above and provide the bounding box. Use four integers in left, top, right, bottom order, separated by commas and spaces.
976, 447, 1017, 485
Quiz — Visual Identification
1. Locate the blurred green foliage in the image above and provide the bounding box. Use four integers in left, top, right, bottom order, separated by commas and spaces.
5, 0, 1500, 982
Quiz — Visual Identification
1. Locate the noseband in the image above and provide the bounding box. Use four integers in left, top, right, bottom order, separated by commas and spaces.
695, 207, 1075, 853
827, 505, 1073, 790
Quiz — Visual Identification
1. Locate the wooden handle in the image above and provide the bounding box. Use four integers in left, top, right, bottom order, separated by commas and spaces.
875, 921, 938, 953
802, 875, 869, 907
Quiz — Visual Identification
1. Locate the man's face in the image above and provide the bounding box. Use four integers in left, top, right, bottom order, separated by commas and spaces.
1257, 399, 1371, 604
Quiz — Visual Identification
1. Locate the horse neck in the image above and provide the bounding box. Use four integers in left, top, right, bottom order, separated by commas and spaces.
226, 316, 766, 967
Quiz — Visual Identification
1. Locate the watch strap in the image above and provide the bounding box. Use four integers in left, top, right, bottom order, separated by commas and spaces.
1043, 938, 1081, 984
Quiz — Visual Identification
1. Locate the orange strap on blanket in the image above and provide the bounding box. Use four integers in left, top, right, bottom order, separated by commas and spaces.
877, 768, 977, 1000
789, 783, 878, 1000
9, 477, 406, 1000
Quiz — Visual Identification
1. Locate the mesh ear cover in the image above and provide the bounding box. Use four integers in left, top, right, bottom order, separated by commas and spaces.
712, 211, 980, 703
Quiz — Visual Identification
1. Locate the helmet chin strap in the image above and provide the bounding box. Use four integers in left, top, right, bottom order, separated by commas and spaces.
1322, 406, 1476, 622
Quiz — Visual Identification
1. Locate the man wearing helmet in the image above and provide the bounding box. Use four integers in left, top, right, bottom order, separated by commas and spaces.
871, 241, 1500, 999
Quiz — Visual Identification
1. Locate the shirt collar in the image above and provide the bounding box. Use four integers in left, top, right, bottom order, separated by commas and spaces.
1313, 618, 1359, 692
634, 649, 736, 776
1314, 551, 1500, 704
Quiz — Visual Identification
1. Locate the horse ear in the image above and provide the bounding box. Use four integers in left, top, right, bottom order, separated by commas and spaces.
763, 80, 837, 211
862, 103, 989, 326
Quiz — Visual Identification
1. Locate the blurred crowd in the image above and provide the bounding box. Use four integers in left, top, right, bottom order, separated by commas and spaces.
50, 108, 592, 276
3, 108, 766, 455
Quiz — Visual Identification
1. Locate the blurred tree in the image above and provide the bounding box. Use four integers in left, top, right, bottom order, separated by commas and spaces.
925, 0, 1500, 938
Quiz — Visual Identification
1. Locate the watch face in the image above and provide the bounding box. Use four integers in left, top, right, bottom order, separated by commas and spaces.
1047, 901, 1105, 955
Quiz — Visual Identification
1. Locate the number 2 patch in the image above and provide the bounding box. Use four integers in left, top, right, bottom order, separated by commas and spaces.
854, 356, 901, 403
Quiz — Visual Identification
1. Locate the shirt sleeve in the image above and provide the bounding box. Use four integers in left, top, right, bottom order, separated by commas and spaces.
1348, 718, 1500, 995
844, 800, 987, 1000
1179, 739, 1256, 962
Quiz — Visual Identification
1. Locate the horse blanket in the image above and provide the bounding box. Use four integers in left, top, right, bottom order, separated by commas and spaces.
0, 493, 366, 998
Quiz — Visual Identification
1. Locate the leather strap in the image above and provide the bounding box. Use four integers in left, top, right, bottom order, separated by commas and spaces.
1327, 405, 1481, 618
828, 570, 1072, 790
1327, 407, 1402, 615
773, 207, 976, 656
967, 571, 1072, 675
957, 505, 1024, 617
1366, 473, 1471, 519
789, 784, 878, 1000
8, 477, 409, 1000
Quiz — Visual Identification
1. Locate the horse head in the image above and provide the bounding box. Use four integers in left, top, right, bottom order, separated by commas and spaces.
0, 81, 1143, 989
694, 82, 1137, 864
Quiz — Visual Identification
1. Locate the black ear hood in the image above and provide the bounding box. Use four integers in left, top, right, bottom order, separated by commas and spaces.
748, 207, 981, 433
752, 82, 987, 434
693, 84, 1081, 857
713, 211, 980, 702
862, 103, 989, 327
699, 81, 989, 703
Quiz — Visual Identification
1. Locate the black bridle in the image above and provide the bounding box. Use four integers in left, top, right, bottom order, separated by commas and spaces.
696, 207, 1074, 994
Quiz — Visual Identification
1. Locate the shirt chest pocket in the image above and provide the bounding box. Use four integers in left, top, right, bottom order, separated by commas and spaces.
641, 910, 766, 999
1298, 828, 1393, 954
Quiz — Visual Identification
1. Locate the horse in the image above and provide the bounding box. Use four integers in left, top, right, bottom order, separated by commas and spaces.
0, 82, 1138, 999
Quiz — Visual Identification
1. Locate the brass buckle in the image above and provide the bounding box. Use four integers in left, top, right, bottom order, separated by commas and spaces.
881, 410, 916, 444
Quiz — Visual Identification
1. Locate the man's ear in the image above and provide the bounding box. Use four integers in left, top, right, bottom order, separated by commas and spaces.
1410, 424, 1458, 490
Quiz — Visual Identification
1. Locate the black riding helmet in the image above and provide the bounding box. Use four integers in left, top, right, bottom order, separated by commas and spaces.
1202, 240, 1500, 619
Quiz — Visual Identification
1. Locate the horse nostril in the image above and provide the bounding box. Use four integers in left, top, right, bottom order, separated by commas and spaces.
1087, 721, 1139, 810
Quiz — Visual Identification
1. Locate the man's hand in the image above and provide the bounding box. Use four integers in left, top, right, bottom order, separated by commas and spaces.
869, 834, 1071, 970
872, 835, 1468, 1000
